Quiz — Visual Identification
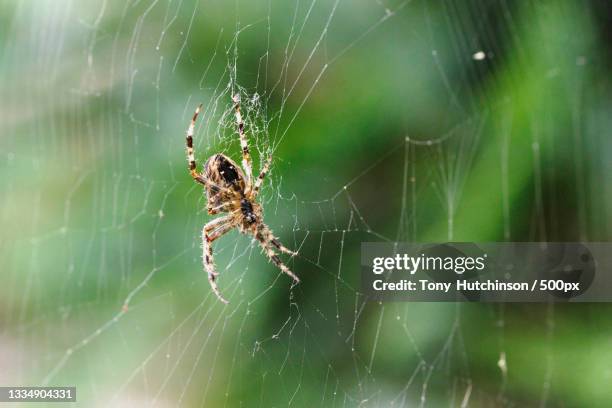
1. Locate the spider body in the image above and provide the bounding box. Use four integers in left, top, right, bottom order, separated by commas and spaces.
205, 154, 244, 192
203, 153, 261, 229
239, 198, 258, 226
185, 95, 299, 303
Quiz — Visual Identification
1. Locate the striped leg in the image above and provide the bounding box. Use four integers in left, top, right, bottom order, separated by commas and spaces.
186, 104, 204, 182
207, 201, 236, 215
202, 217, 236, 304
255, 227, 299, 283
232, 94, 253, 186
184, 104, 235, 197
251, 153, 271, 198
259, 223, 297, 256
204, 214, 233, 233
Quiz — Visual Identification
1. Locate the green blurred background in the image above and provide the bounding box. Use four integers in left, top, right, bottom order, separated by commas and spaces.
1, 0, 612, 406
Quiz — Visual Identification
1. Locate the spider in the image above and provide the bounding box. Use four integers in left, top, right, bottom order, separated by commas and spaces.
185, 94, 299, 303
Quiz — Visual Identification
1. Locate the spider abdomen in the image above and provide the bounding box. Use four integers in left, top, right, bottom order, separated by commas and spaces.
205, 154, 245, 188
204, 153, 246, 213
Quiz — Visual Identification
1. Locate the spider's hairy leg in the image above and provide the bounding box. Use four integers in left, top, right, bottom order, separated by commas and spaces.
207, 201, 235, 215
232, 93, 253, 186
251, 153, 272, 199
204, 214, 233, 233
186, 103, 204, 181
255, 227, 299, 283
259, 223, 297, 256
202, 216, 236, 304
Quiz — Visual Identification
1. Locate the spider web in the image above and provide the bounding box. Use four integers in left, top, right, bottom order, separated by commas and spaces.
1, 0, 612, 407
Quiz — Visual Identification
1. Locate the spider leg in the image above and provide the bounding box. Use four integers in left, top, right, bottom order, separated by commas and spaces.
186, 104, 204, 183
254, 226, 300, 283
251, 153, 272, 199
202, 216, 236, 304
204, 214, 233, 232
207, 200, 240, 215
185, 105, 236, 195
258, 223, 297, 256
232, 93, 253, 187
